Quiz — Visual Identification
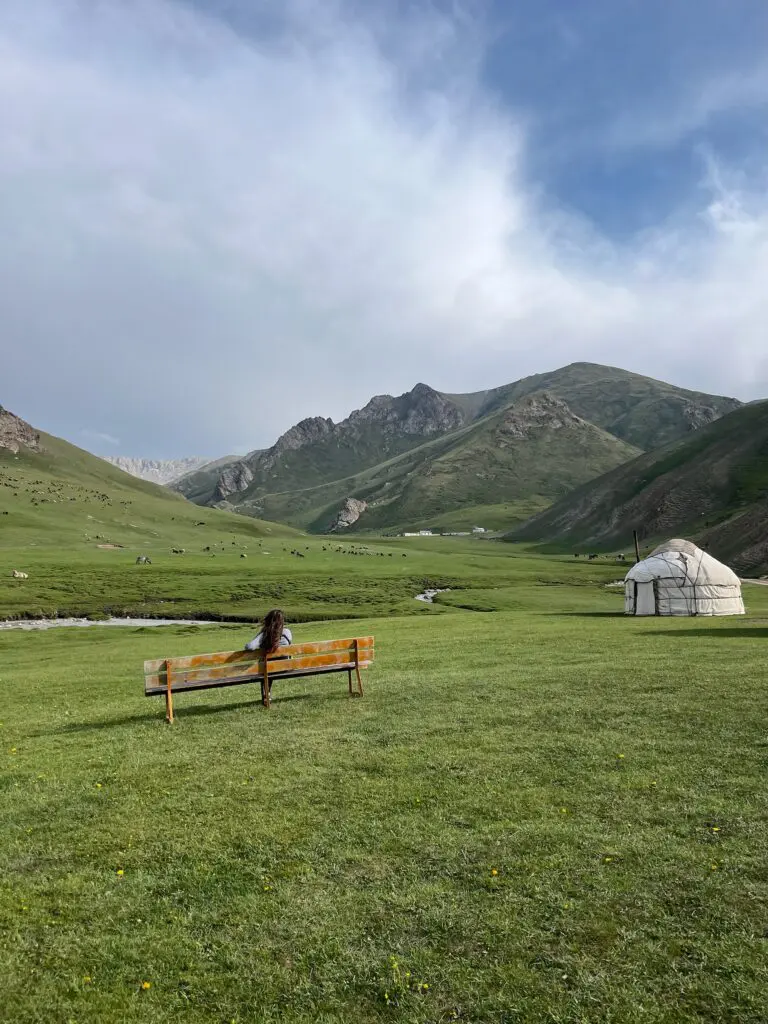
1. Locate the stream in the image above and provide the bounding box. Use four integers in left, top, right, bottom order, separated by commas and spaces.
0, 617, 224, 631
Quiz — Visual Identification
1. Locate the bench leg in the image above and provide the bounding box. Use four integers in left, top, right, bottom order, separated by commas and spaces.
165, 662, 175, 723
348, 669, 353, 696
355, 665, 364, 697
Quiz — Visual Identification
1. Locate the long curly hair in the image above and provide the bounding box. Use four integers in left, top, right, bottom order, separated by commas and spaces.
260, 608, 285, 655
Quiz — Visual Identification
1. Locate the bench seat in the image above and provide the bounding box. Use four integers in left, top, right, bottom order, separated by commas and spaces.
144, 636, 374, 721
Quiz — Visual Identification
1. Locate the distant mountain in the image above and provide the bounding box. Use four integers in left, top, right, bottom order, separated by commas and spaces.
173, 363, 740, 533
102, 456, 211, 485
508, 400, 768, 574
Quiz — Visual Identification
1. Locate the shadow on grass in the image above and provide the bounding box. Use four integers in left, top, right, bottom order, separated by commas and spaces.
546, 612, 626, 618
646, 628, 768, 639
43, 691, 331, 734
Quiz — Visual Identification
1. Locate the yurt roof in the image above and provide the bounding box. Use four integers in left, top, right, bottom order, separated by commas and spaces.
625, 540, 740, 586
649, 538, 698, 557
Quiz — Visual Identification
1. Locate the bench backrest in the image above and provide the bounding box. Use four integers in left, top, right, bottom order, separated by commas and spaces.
144, 636, 375, 695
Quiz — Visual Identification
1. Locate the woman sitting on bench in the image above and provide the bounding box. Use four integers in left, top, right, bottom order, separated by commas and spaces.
245, 608, 292, 653
245, 609, 292, 698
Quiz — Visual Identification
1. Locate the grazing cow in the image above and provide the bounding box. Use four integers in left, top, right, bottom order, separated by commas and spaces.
240, 553, 247, 558
12, 569, 28, 579
171, 548, 185, 554
135, 556, 152, 565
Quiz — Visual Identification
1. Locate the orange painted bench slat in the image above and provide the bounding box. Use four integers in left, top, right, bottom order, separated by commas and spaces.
144, 636, 374, 721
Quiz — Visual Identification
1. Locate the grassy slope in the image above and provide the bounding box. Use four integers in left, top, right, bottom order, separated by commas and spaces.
0, 432, 297, 556
2, 553, 767, 1023
509, 401, 768, 572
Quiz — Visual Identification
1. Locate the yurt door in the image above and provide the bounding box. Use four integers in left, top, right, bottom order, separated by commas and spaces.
635, 582, 656, 616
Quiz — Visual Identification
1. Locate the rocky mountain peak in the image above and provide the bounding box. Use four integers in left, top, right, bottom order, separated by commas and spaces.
344, 384, 465, 437
0, 406, 43, 454
273, 416, 335, 454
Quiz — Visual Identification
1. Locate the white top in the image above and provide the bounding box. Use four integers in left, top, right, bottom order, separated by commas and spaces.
625, 542, 740, 587
245, 627, 292, 651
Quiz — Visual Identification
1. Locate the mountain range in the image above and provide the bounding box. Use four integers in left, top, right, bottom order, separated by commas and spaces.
103, 456, 212, 486
172, 362, 741, 534
4, 358, 765, 572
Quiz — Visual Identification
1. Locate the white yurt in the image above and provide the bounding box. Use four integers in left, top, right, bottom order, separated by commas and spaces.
624, 539, 744, 617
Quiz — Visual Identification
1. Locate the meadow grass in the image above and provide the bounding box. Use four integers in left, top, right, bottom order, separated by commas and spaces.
2, 551, 767, 1023
0, 538, 619, 622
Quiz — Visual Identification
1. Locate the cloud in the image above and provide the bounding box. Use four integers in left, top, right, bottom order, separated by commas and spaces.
0, 0, 766, 457
607, 66, 768, 151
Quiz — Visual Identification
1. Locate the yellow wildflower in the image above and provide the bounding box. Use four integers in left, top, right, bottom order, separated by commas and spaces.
116, 869, 124, 876
83, 976, 92, 984
141, 981, 151, 990
491, 868, 498, 876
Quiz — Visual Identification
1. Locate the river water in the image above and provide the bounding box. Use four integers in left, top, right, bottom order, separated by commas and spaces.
0, 617, 224, 631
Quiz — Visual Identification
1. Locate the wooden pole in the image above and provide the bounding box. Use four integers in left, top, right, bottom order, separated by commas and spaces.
165, 661, 174, 724
633, 530, 641, 564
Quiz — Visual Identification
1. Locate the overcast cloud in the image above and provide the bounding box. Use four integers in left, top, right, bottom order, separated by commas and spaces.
1, 0, 767, 457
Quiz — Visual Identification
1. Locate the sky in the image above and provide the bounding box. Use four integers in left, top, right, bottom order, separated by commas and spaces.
1, 0, 767, 458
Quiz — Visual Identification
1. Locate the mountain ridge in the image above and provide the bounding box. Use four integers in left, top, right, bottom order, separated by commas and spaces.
173, 362, 741, 533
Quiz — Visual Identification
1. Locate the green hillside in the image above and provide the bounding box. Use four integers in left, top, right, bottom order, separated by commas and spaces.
0, 409, 296, 555
175, 362, 739, 534
452, 362, 742, 451
509, 400, 768, 573
222, 392, 640, 534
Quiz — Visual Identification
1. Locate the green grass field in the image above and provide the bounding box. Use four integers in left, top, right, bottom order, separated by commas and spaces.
3, 543, 767, 1023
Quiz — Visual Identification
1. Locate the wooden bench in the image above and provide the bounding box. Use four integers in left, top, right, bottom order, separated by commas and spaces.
144, 636, 374, 722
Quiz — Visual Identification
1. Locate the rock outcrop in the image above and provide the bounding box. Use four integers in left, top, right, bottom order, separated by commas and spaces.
0, 406, 42, 454
213, 461, 254, 500
496, 392, 581, 441
328, 497, 368, 532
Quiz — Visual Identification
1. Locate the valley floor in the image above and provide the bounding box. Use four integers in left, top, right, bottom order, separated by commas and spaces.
2, 545, 767, 1023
